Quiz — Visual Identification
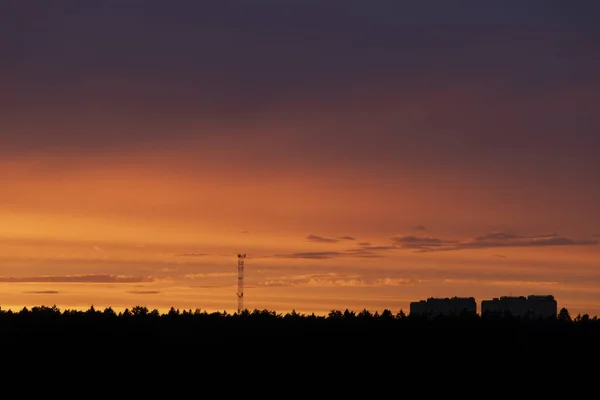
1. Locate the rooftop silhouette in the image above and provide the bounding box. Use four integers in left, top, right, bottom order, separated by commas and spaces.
410, 294, 558, 319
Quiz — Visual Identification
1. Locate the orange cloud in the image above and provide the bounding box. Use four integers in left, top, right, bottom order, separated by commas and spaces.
0, 274, 154, 283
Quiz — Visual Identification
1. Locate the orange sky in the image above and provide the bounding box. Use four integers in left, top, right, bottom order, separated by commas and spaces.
2, 2, 600, 317
1, 152, 599, 316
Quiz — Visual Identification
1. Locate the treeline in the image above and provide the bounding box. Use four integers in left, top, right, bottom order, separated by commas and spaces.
1, 304, 599, 338
2, 304, 600, 362
2, 305, 600, 342
0, 304, 597, 323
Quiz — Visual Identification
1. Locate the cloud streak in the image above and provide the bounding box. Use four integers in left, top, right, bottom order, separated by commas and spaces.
258, 273, 365, 287
443, 278, 560, 287
188, 284, 238, 289
358, 245, 397, 251
272, 241, 401, 259
271, 251, 343, 259
306, 234, 339, 244
391, 235, 453, 250
393, 232, 599, 252
338, 236, 356, 241
342, 249, 385, 258
126, 290, 161, 295
23, 290, 60, 294
184, 272, 236, 279
0, 274, 155, 283
258, 273, 426, 288
271, 247, 391, 259
374, 278, 426, 286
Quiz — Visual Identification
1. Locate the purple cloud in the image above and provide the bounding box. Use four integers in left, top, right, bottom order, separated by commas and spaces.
397, 231, 599, 252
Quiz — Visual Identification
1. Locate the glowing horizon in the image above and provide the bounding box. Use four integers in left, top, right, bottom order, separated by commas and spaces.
2, 1, 599, 317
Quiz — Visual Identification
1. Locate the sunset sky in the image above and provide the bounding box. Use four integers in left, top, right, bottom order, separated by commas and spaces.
2, 1, 599, 316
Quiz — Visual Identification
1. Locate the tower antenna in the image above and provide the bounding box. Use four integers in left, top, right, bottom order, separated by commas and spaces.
237, 253, 246, 313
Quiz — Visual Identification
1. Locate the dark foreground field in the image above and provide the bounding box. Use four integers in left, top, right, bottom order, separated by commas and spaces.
2, 306, 598, 389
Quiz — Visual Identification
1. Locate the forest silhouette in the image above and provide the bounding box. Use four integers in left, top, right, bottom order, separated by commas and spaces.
3, 303, 599, 387
2, 304, 599, 355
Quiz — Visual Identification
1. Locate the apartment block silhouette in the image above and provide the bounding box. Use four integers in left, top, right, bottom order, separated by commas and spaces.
410, 294, 557, 319
481, 295, 557, 318
410, 296, 477, 318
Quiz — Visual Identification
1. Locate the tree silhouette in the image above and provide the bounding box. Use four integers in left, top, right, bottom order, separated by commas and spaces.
558, 307, 572, 323
380, 309, 394, 320
1, 303, 600, 359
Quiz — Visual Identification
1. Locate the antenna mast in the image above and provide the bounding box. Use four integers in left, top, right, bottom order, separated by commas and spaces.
237, 253, 246, 313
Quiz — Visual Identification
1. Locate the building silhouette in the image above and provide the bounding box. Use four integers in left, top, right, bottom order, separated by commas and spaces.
481, 295, 557, 319
410, 296, 477, 318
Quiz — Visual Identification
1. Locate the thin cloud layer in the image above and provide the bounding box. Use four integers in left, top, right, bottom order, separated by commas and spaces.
23, 290, 60, 294
358, 245, 397, 251
258, 273, 426, 288
258, 273, 363, 287
344, 244, 398, 258
269, 238, 406, 260
474, 232, 558, 241
271, 246, 392, 259
188, 284, 237, 289
343, 249, 385, 258
457, 232, 598, 250
306, 234, 339, 244
443, 278, 560, 287
374, 278, 426, 286
184, 272, 236, 279
126, 290, 161, 295
0, 274, 155, 283
272, 251, 343, 259
305, 234, 357, 244
393, 232, 599, 252
392, 235, 451, 250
